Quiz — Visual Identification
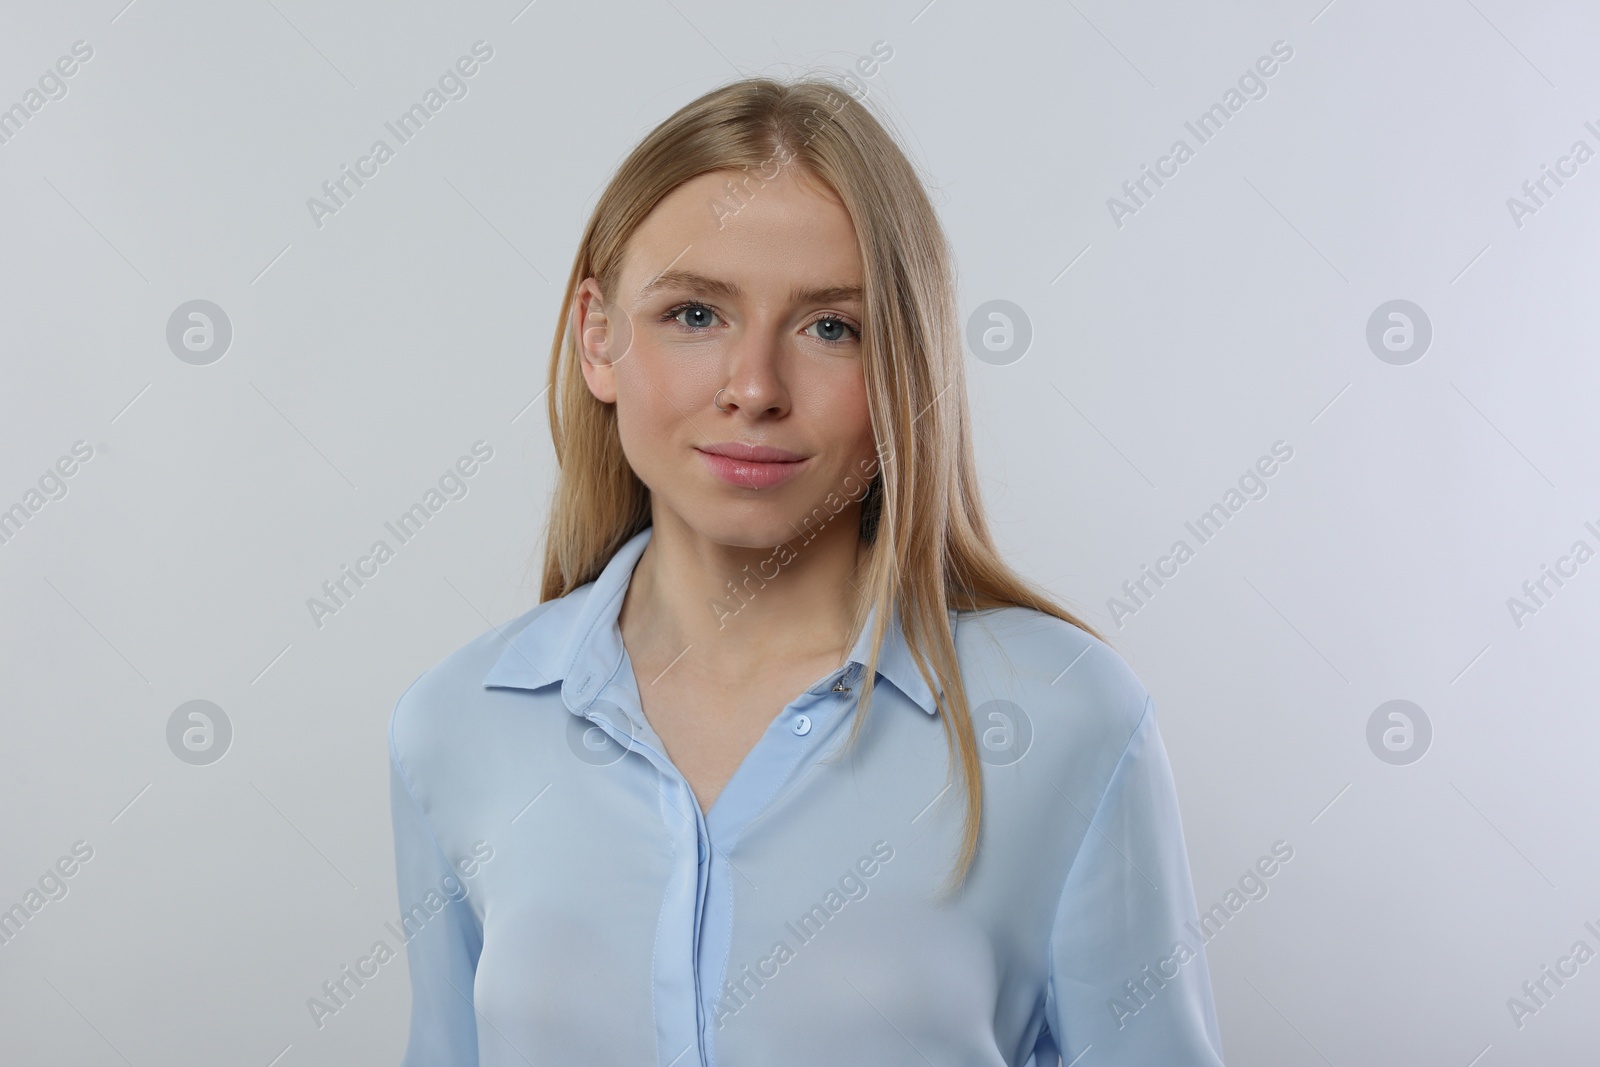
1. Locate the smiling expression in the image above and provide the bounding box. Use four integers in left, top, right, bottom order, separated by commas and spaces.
576, 165, 878, 548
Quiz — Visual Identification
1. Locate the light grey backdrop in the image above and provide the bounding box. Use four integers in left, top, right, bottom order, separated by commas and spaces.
3, 0, 1597, 1063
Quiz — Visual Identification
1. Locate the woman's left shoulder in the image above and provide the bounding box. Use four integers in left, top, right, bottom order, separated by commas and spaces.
952, 605, 1153, 751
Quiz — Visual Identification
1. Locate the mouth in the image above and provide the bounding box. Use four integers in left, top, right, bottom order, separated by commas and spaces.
696, 441, 808, 462
694, 446, 811, 490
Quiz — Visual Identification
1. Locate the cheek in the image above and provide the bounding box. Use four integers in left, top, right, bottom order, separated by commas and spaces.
828, 372, 876, 456
613, 346, 678, 424
609, 345, 712, 466
611, 374, 666, 469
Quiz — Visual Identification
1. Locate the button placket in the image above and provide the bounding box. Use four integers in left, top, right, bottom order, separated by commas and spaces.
583, 684, 707, 1066
689, 793, 714, 1065
641, 756, 711, 1066
692, 665, 868, 1064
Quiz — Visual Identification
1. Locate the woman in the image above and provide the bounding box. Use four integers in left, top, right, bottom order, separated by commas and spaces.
388, 76, 1226, 1066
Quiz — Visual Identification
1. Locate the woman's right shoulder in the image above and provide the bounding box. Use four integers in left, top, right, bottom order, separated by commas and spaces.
387, 591, 585, 769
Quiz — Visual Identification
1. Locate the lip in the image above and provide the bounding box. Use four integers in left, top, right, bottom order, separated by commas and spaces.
697, 441, 808, 462
694, 443, 811, 489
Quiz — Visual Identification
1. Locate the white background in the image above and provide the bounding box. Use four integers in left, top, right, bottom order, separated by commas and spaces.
2, 1, 1597, 1064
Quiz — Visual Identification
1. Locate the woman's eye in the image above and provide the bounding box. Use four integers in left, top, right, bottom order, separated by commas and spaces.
661, 303, 858, 344
664, 302, 721, 330
806, 316, 860, 345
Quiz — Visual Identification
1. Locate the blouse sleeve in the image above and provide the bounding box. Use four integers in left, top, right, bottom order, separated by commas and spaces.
389, 693, 483, 1065
1042, 696, 1227, 1065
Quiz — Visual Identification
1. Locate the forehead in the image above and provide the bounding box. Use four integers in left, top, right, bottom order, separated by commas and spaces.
617, 167, 863, 298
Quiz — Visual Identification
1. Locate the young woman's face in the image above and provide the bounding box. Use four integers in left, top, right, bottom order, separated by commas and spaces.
577, 165, 877, 550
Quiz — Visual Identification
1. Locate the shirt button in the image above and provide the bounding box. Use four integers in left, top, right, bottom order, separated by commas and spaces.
791, 713, 812, 736
698, 838, 708, 864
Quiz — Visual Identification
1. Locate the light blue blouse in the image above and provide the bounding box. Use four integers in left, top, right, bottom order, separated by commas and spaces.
388, 525, 1226, 1065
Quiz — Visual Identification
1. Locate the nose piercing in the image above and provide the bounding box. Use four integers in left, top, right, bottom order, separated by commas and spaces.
714, 388, 730, 412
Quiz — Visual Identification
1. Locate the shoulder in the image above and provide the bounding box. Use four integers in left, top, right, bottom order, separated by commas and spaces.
953, 605, 1153, 758
388, 591, 585, 775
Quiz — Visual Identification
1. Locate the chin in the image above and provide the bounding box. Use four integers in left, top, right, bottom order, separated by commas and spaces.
684, 513, 801, 550
667, 499, 844, 552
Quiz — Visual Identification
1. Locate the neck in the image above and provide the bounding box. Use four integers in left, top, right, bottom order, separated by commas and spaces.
619, 507, 868, 682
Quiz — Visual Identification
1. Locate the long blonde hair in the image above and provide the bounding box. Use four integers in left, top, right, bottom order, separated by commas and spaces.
538, 76, 1106, 894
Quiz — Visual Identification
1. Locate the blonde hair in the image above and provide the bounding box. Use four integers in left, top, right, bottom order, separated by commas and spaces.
538, 76, 1105, 895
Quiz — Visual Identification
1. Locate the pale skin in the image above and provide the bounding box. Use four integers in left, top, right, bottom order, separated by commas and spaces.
576, 164, 878, 815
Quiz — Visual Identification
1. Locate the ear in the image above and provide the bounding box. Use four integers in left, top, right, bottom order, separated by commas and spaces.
575, 277, 629, 404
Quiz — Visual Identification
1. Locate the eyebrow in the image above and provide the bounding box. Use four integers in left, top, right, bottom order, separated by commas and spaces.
637, 269, 862, 307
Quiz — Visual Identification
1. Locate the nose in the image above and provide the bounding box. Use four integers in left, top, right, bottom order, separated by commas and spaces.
713, 328, 789, 417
